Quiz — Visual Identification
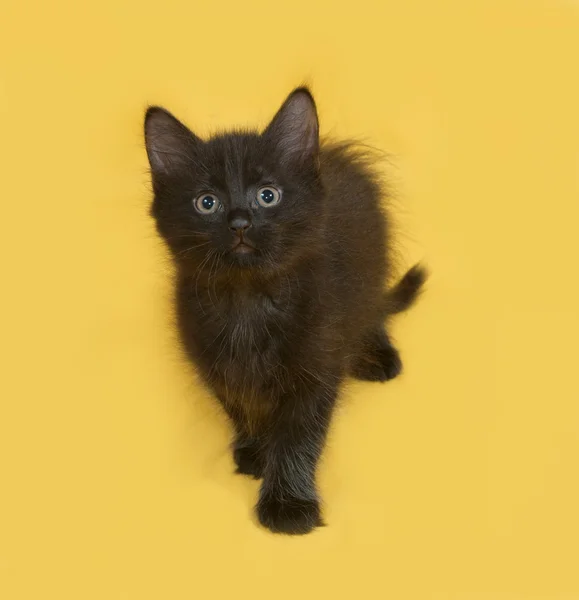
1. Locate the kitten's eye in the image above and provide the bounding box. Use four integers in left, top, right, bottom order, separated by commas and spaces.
257, 186, 281, 207
194, 193, 220, 214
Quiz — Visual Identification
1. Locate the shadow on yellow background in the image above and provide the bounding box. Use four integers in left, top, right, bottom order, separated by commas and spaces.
1, 0, 578, 598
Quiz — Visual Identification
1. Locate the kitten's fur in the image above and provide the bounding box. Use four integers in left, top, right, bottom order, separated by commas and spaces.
144, 88, 425, 535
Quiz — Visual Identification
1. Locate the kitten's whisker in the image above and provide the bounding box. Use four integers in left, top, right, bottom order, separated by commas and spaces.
193, 249, 216, 316
166, 233, 212, 240
206, 252, 220, 311
175, 241, 212, 257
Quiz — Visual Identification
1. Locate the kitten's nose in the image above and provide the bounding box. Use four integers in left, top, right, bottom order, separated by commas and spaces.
228, 211, 252, 234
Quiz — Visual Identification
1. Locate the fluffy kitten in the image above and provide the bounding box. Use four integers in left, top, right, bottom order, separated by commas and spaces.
144, 88, 425, 534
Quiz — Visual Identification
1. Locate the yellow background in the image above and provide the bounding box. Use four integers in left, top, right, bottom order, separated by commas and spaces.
1, 0, 578, 598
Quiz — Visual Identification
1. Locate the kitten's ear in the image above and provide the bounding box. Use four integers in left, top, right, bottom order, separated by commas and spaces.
263, 88, 319, 167
144, 107, 201, 176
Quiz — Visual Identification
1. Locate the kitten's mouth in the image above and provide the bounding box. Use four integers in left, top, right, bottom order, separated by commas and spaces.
231, 239, 257, 254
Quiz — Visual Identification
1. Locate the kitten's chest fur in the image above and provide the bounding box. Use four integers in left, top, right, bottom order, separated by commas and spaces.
214, 291, 285, 375
178, 276, 298, 427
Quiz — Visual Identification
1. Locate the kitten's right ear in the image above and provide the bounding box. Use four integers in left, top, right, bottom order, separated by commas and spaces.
262, 88, 319, 168
144, 107, 201, 176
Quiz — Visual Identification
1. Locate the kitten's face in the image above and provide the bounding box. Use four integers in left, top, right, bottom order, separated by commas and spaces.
145, 89, 324, 276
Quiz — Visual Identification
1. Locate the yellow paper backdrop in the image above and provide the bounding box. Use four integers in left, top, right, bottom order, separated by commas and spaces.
1, 0, 578, 598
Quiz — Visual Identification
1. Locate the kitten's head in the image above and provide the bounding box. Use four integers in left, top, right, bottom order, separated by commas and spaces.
144, 88, 325, 277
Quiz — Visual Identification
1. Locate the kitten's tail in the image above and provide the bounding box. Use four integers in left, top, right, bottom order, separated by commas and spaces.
384, 264, 428, 315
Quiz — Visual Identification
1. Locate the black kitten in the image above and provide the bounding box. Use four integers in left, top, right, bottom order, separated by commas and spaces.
144, 88, 425, 535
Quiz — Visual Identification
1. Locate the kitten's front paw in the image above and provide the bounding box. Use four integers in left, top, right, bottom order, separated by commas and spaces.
256, 495, 323, 535
233, 444, 263, 479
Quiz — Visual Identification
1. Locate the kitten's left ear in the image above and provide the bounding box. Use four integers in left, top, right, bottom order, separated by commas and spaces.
262, 87, 319, 167
144, 106, 201, 177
